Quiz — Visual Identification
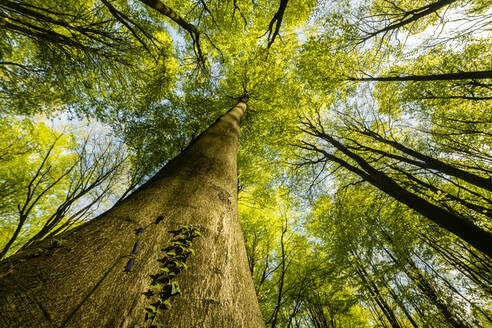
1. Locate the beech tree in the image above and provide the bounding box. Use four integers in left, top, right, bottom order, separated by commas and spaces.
0, 0, 490, 327
0, 99, 265, 327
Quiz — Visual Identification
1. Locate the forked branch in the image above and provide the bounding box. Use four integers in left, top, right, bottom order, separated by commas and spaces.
139, 0, 207, 69
265, 0, 289, 49
360, 0, 457, 41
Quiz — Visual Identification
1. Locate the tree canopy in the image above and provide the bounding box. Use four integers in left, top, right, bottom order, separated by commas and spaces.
1, 0, 491, 326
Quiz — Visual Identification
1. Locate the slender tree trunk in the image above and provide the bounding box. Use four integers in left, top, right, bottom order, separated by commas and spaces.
349, 71, 492, 82
418, 233, 492, 293
382, 247, 469, 328
353, 256, 402, 328
0, 215, 26, 259
0, 99, 264, 328
368, 259, 420, 328
418, 95, 492, 101
359, 129, 492, 192
269, 224, 287, 328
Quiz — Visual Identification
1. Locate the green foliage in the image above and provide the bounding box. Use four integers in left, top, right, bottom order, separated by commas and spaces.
2, 0, 491, 326
0, 0, 179, 120
0, 116, 133, 257
0, 118, 74, 252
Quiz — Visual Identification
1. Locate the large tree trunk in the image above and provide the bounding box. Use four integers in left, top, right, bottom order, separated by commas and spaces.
0, 98, 264, 328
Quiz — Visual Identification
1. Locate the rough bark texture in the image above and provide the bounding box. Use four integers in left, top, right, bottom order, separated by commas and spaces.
0, 100, 264, 328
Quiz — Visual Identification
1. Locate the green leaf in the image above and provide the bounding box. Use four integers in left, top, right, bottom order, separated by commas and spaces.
145, 305, 156, 314
162, 300, 171, 309
171, 281, 180, 295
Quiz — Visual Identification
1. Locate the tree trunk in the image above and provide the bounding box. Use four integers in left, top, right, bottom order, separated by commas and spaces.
401, 258, 469, 328
359, 129, 492, 192
0, 98, 264, 328
302, 130, 492, 257
353, 255, 402, 328
349, 71, 492, 82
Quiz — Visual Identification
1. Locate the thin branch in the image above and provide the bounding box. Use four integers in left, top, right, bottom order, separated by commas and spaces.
360, 0, 457, 41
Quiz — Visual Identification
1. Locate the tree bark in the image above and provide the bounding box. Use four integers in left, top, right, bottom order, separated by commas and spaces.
265, 0, 289, 49
0, 99, 264, 328
138, 0, 199, 35
348, 71, 492, 82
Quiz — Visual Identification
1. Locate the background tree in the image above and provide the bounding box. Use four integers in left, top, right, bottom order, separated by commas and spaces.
0, 117, 132, 258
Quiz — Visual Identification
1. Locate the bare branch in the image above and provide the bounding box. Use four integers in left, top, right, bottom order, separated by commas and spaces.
360, 0, 457, 42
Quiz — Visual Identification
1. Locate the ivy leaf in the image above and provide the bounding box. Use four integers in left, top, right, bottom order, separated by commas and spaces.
171, 281, 180, 295
155, 215, 164, 224
162, 300, 171, 309
145, 305, 157, 314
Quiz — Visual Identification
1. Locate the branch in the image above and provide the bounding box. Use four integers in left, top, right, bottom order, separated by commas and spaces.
361, 0, 457, 41
139, 0, 206, 69
265, 0, 289, 49
232, 0, 248, 28
100, 0, 154, 55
